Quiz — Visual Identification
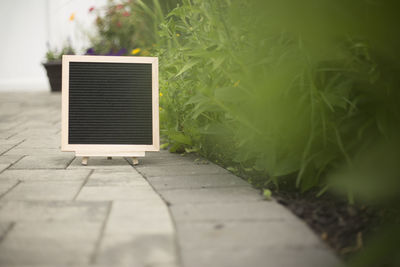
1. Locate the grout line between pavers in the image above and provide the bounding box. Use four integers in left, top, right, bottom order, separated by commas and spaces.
65, 156, 76, 169
5, 132, 18, 140
90, 201, 113, 265
0, 139, 26, 156
0, 155, 26, 176
73, 169, 94, 201
5, 121, 27, 137
0, 180, 22, 200
131, 161, 184, 267
0, 222, 15, 244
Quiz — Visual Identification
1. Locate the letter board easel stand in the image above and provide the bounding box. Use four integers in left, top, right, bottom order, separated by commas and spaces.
61, 55, 159, 165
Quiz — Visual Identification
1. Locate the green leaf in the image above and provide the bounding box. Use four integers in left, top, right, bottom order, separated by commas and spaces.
226, 166, 237, 173
175, 60, 199, 77
160, 143, 169, 149
263, 189, 272, 200
169, 132, 192, 146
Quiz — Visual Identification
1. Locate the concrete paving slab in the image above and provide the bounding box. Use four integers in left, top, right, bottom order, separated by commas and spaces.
136, 164, 229, 177
97, 233, 177, 267
0, 180, 18, 196
170, 201, 298, 222
10, 155, 75, 169
0, 169, 90, 182
135, 153, 199, 166
76, 186, 159, 201
0, 144, 17, 155
0, 139, 21, 146
86, 169, 147, 186
0, 155, 23, 165
105, 200, 174, 235
4, 148, 73, 156
0, 132, 16, 139
0, 222, 12, 239
147, 173, 250, 190
0, 201, 109, 222
0, 122, 20, 131
0, 221, 101, 266
0, 163, 10, 173
180, 247, 342, 267
3, 181, 82, 201
68, 157, 133, 171
12, 129, 59, 139
15, 138, 60, 149
177, 220, 323, 249
160, 187, 263, 204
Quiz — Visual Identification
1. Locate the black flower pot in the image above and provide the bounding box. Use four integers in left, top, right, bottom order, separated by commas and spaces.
42, 61, 62, 92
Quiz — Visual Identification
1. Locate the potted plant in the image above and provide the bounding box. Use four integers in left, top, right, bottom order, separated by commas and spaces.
42, 44, 75, 92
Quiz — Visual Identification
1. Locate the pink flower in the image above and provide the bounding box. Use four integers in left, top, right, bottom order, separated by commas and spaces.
116, 21, 122, 28
89, 6, 94, 13
122, 11, 130, 17
116, 4, 123, 10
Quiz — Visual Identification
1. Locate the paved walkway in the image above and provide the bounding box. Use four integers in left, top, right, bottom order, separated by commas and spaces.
0, 92, 341, 267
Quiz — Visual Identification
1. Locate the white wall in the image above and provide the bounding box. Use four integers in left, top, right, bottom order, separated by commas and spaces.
0, 0, 107, 91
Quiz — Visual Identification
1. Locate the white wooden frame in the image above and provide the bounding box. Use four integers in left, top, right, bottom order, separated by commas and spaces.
61, 55, 159, 157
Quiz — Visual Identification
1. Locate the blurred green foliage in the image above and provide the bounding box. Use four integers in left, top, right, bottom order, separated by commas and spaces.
157, 0, 400, 199
156, 1, 400, 264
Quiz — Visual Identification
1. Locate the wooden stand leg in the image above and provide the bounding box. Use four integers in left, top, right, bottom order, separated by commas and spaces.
132, 157, 139, 165
82, 157, 88, 166
107, 157, 112, 160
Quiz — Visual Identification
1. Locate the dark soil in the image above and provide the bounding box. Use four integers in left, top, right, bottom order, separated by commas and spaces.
272, 190, 381, 260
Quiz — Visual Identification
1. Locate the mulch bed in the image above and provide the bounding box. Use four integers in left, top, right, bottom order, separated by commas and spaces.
272, 190, 381, 261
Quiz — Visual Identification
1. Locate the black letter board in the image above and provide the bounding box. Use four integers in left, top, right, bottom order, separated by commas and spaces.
61, 55, 159, 160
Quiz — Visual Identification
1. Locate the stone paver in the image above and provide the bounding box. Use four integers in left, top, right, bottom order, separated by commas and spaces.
0, 93, 178, 267
146, 172, 250, 190
180, 247, 340, 267
0, 155, 24, 165
0, 92, 341, 267
0, 200, 109, 222
2, 181, 83, 201
0, 169, 90, 182
76, 186, 159, 201
0, 180, 18, 196
169, 201, 297, 222
159, 186, 264, 204
0, 164, 10, 173
68, 157, 133, 171
138, 151, 342, 267
4, 148, 73, 156
11, 155, 75, 169
0, 222, 102, 266
136, 163, 229, 177
0, 144, 18, 155
86, 170, 147, 186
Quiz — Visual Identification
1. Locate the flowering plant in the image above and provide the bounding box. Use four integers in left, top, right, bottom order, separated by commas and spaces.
85, 0, 162, 56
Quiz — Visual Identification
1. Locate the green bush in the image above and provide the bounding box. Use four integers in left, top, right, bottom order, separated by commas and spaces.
156, 1, 400, 264
157, 0, 400, 201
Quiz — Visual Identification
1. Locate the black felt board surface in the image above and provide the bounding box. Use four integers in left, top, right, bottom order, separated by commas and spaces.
68, 62, 153, 145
